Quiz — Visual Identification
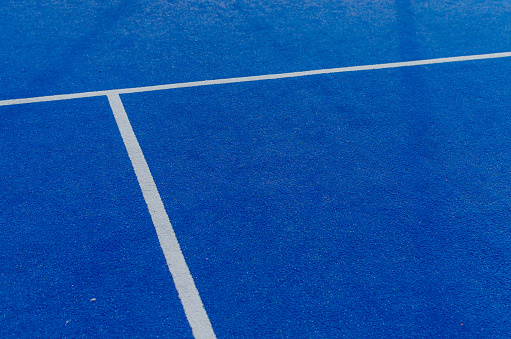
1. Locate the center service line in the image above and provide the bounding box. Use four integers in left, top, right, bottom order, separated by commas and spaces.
107, 93, 217, 339
2, 51, 511, 106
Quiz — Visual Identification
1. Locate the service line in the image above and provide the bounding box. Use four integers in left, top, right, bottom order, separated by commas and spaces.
2, 51, 511, 106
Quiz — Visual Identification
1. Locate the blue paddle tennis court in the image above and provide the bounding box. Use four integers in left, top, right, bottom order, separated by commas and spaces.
2, 1, 511, 338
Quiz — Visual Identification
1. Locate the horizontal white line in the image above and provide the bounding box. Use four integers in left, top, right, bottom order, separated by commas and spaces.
2, 51, 511, 106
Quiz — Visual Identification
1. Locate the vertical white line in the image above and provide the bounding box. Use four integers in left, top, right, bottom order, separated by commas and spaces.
107, 93, 217, 339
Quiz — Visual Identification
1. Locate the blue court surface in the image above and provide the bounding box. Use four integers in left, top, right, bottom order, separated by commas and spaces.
2, 1, 511, 338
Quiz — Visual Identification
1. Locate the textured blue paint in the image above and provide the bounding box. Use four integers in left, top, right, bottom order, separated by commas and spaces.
2, 1, 511, 100
2, 0, 511, 338
123, 58, 511, 337
0, 98, 192, 338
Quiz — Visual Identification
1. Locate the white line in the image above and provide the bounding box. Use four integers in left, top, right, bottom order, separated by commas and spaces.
2, 51, 511, 106
107, 93, 217, 339
0, 90, 117, 106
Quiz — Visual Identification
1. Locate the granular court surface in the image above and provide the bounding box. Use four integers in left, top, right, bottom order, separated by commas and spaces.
1, 1, 511, 338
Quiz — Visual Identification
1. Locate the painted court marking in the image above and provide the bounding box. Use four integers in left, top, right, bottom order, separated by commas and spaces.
1, 51, 511, 106
108, 93, 216, 339
3, 51, 510, 337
